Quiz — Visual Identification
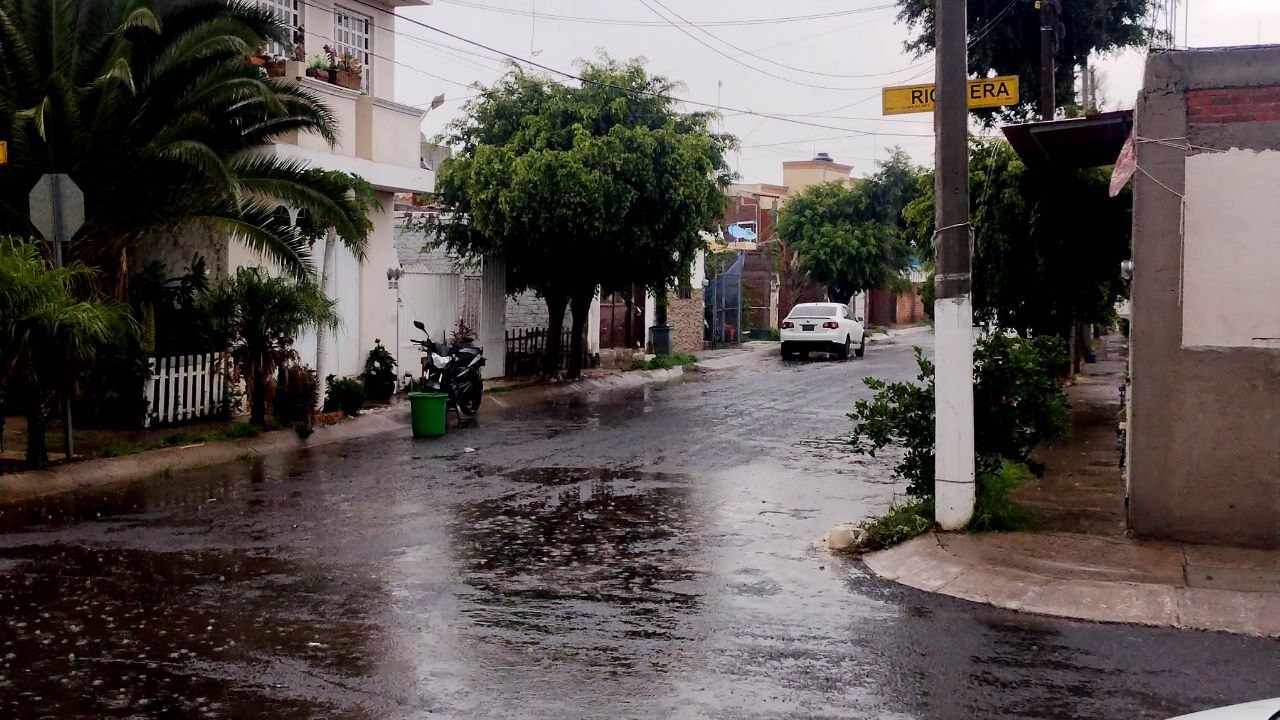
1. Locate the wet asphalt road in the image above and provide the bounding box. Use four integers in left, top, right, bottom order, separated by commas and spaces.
1, 334, 1277, 719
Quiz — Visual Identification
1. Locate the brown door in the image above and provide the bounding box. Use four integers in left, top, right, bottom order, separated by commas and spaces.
599, 286, 645, 348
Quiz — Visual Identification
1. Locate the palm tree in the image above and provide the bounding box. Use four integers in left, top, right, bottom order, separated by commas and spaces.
0, 0, 372, 286
208, 266, 338, 425
0, 237, 123, 467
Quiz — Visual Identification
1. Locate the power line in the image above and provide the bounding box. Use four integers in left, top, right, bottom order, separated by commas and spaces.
433, 0, 898, 28
336, 0, 935, 137
637, 0, 926, 80
634, 0, 906, 91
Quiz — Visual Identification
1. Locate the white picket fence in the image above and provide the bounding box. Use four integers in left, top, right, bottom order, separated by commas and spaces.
144, 352, 229, 428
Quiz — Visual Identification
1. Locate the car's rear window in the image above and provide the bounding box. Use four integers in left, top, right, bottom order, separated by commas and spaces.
789, 305, 838, 317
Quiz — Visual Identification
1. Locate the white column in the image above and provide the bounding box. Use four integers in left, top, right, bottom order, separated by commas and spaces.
934, 295, 975, 529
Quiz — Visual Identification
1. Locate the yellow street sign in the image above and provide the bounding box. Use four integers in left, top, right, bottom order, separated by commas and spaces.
0, 140, 7, 166
882, 75, 1020, 116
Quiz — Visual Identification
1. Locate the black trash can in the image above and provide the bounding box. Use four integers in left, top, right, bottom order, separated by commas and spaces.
650, 325, 673, 355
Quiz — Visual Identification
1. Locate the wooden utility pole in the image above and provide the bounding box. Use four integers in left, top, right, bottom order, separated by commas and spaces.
933, 0, 974, 529
1040, 0, 1058, 119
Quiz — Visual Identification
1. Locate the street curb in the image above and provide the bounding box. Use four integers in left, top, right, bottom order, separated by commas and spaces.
863, 532, 1280, 639
0, 366, 689, 506
0, 407, 408, 506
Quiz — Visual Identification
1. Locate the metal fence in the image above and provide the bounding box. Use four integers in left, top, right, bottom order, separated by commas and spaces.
505, 327, 585, 377
144, 352, 229, 427
705, 252, 744, 346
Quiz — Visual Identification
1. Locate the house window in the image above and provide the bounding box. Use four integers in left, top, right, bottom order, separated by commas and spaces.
259, 0, 298, 58
334, 7, 372, 90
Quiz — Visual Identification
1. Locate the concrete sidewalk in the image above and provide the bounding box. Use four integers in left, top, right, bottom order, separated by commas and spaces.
865, 531, 1280, 637
863, 334, 1280, 638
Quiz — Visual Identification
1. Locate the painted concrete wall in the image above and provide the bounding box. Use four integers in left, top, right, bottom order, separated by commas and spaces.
1182, 149, 1280, 348
1129, 46, 1280, 548
781, 160, 853, 193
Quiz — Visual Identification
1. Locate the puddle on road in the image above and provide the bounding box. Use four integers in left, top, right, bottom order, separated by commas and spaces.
0, 542, 393, 719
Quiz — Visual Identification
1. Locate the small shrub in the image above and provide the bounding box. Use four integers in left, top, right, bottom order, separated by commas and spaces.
324, 375, 366, 417
99, 441, 142, 458
361, 340, 397, 403
971, 461, 1033, 532
274, 364, 320, 425
850, 334, 1069, 499
630, 352, 698, 371
857, 499, 933, 551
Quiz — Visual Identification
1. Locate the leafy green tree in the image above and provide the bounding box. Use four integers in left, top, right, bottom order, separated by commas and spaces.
0, 0, 372, 284
895, 0, 1156, 122
206, 267, 338, 425
0, 238, 123, 467
774, 152, 926, 304
431, 57, 733, 377
905, 139, 1130, 337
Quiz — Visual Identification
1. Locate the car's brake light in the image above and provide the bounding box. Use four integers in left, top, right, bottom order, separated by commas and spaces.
781, 321, 794, 329
822, 321, 839, 329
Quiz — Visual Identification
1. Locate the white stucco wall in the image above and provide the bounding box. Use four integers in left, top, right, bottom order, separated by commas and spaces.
1182, 149, 1280, 348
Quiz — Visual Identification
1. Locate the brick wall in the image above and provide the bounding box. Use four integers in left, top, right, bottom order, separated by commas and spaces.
505, 290, 549, 331
895, 283, 926, 324
667, 291, 704, 352
1186, 86, 1280, 124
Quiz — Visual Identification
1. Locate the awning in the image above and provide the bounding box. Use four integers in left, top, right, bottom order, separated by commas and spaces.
1001, 110, 1134, 169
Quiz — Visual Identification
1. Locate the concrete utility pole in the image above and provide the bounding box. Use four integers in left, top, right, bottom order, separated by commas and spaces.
1040, 0, 1058, 119
933, 0, 975, 530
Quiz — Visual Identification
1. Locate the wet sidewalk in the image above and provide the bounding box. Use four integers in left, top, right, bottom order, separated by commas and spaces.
864, 335, 1280, 638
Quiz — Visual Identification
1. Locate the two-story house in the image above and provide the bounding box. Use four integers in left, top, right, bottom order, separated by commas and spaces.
241, 0, 435, 379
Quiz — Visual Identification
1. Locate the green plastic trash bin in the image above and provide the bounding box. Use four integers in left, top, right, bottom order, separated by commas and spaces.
408, 392, 448, 437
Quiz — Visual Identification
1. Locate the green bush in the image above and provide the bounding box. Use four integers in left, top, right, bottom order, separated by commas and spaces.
324, 375, 366, 416
848, 334, 1068, 540
361, 339, 397, 402
850, 334, 1068, 498
630, 352, 698, 371
274, 364, 319, 431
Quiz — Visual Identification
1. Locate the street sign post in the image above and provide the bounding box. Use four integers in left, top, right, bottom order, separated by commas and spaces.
882, 75, 1019, 115
30, 173, 84, 266
28, 173, 85, 459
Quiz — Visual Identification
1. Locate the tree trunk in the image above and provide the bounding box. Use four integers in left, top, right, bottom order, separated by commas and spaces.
542, 294, 568, 377
250, 359, 269, 425
25, 410, 48, 469
316, 231, 337, 396
567, 289, 594, 379
654, 290, 668, 326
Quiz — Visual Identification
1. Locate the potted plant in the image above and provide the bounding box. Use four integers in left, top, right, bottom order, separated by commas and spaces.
263, 53, 287, 78
305, 55, 332, 82
361, 340, 397, 403
333, 52, 363, 90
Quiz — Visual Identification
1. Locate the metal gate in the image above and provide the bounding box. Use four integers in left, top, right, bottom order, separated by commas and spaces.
705, 253, 743, 346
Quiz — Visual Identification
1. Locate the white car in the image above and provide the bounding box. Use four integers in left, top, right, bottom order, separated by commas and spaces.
780, 302, 865, 359
1166, 699, 1280, 720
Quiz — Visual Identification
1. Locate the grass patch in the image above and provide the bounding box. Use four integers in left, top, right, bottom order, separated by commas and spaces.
856, 498, 934, 551
99, 440, 142, 458
218, 421, 261, 440
630, 352, 698, 371
853, 461, 1033, 551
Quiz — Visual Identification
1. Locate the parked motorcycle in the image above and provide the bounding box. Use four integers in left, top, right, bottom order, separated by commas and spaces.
411, 320, 485, 417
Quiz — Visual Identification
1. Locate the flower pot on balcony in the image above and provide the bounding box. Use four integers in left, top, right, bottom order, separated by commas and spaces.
333, 69, 362, 90
265, 58, 287, 78
306, 66, 334, 83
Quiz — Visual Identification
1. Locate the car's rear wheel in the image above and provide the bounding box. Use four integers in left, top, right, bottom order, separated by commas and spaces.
781, 342, 794, 359
838, 336, 851, 359
854, 338, 866, 358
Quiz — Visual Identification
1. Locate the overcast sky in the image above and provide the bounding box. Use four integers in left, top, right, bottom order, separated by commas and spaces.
393, 0, 1280, 186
